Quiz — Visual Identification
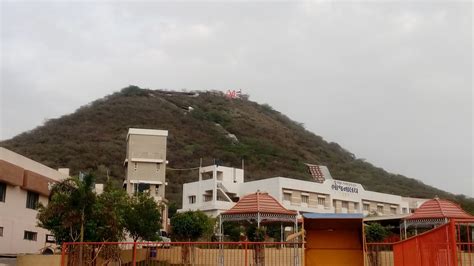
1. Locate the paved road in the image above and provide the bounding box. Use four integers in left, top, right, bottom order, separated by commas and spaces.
0, 257, 16, 266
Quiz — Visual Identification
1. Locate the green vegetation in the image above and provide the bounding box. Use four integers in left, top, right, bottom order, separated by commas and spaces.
37, 174, 99, 243
38, 174, 162, 244
365, 223, 389, 243
4, 85, 473, 213
170, 211, 214, 241
170, 211, 214, 265
246, 224, 266, 242
124, 193, 162, 242
223, 221, 244, 242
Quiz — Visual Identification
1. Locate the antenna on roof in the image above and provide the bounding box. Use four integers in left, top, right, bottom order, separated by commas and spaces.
241, 159, 245, 181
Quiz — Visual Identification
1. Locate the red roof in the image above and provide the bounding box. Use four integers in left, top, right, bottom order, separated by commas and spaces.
406, 198, 473, 220
223, 191, 297, 216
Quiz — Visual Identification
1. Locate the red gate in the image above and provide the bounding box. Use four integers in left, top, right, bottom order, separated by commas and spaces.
393, 219, 474, 266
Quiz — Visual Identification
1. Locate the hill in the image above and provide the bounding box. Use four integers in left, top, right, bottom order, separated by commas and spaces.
2, 86, 473, 213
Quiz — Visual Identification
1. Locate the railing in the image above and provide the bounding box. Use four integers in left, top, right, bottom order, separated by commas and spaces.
365, 243, 394, 266
61, 241, 304, 266
217, 182, 229, 193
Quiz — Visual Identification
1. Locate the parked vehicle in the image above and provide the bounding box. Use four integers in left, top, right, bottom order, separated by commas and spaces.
158, 230, 171, 248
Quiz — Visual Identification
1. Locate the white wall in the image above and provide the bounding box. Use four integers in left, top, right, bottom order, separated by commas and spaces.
180, 168, 425, 218
0, 185, 51, 254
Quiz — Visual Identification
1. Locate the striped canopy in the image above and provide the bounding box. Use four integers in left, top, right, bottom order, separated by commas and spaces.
406, 198, 473, 220
222, 191, 297, 216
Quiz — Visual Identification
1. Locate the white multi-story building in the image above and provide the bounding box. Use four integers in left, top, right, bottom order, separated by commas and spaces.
180, 165, 427, 217
0, 148, 69, 255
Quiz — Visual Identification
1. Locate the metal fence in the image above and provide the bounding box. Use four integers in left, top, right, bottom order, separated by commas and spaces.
61, 241, 304, 266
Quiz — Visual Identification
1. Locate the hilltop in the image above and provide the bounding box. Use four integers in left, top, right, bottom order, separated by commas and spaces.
2, 86, 473, 212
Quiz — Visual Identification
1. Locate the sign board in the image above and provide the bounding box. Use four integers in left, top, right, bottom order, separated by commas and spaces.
46, 234, 56, 243
331, 180, 359, 194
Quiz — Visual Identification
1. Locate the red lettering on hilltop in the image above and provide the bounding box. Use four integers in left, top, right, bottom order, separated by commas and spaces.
226, 89, 242, 99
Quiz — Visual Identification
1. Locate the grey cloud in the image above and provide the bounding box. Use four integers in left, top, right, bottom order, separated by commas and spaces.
1, 1, 472, 196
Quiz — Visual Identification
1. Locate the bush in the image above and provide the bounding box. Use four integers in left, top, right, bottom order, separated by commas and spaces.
170, 211, 214, 241
365, 223, 389, 243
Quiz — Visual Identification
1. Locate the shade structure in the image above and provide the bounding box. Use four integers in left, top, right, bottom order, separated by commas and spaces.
218, 191, 301, 266
406, 198, 473, 220
220, 191, 297, 225
401, 197, 474, 239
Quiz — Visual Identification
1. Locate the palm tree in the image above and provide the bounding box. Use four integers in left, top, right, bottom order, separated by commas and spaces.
42, 173, 96, 265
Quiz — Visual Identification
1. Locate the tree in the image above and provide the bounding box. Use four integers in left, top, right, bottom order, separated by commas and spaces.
246, 224, 266, 266
365, 223, 389, 266
37, 174, 99, 265
38, 176, 131, 244
37, 174, 96, 244
124, 193, 162, 242
90, 182, 129, 242
171, 211, 214, 264
223, 221, 243, 242
365, 223, 389, 243
170, 211, 214, 241
168, 202, 178, 219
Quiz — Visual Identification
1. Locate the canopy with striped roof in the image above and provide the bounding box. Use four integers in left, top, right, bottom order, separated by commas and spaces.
223, 191, 297, 216
219, 191, 298, 227
401, 197, 474, 239
406, 197, 473, 220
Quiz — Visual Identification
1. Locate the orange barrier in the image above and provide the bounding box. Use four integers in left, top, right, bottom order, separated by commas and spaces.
304, 215, 365, 266
394, 220, 459, 266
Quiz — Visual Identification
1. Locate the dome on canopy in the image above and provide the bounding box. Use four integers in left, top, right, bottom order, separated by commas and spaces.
223, 191, 297, 216
406, 198, 473, 220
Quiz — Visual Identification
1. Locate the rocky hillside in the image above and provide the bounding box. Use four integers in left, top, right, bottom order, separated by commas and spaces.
2, 86, 473, 212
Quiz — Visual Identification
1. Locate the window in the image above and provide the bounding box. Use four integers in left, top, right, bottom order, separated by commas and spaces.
188, 196, 196, 204
0, 182, 5, 202
341, 201, 348, 209
134, 162, 137, 171
317, 197, 326, 206
402, 207, 408, 214
0, 226, 3, 237
363, 203, 370, 211
283, 192, 292, 201
301, 195, 309, 204
203, 194, 212, 202
390, 207, 397, 215
377, 205, 384, 213
24, 231, 37, 241
133, 183, 150, 194
156, 163, 160, 173
26, 191, 39, 209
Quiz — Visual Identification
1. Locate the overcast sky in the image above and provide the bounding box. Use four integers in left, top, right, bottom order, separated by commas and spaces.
1, 1, 472, 196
